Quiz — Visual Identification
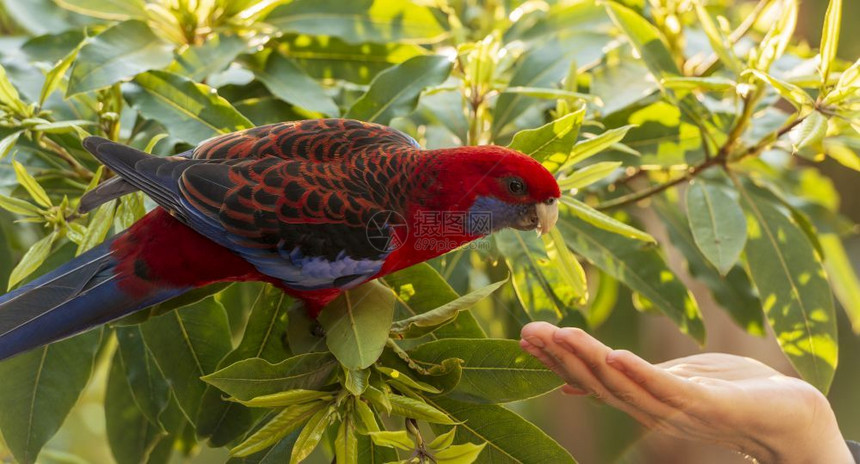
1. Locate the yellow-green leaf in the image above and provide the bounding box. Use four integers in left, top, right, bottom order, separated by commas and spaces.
13, 161, 51, 208
290, 405, 335, 464
367, 430, 415, 451
562, 125, 633, 170
561, 197, 655, 243
819, 0, 843, 87
820, 234, 860, 334
230, 401, 326, 457
9, 231, 58, 290
558, 161, 622, 190
234, 389, 334, 408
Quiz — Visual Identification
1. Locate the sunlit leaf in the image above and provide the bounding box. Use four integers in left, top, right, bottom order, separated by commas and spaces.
8, 231, 58, 290
68, 20, 173, 95
265, 0, 446, 44
508, 108, 585, 171
744, 69, 814, 110
345, 55, 452, 124
686, 181, 747, 275
819, 0, 843, 87
54, 0, 146, 20
561, 197, 655, 243
558, 161, 621, 190
789, 111, 827, 152
737, 182, 837, 393
125, 70, 252, 144
562, 125, 634, 170
604, 1, 680, 78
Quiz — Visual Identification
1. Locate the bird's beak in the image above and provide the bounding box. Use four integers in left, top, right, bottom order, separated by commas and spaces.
535, 198, 559, 236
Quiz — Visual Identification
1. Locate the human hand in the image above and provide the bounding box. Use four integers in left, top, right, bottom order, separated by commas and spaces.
519, 322, 853, 464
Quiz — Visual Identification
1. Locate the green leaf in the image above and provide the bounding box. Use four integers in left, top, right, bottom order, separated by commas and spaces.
289, 405, 335, 464
561, 197, 655, 243
604, 2, 680, 78
8, 231, 58, 290
265, 0, 445, 44
139, 297, 233, 421
429, 427, 457, 450
54, 0, 146, 20
318, 281, 396, 370
409, 339, 562, 403
0, 329, 102, 464
105, 352, 168, 464
0, 64, 28, 115
435, 442, 487, 464
744, 69, 815, 110
124, 70, 252, 144
39, 45, 80, 106
335, 417, 359, 464
13, 160, 51, 208
345, 55, 452, 124
353, 397, 380, 433
819, 0, 842, 87
245, 50, 338, 116
390, 279, 506, 338
68, 20, 173, 95
279, 34, 425, 85
691, 1, 743, 73
655, 197, 764, 336
115, 325, 171, 426
426, 397, 576, 464
387, 394, 455, 424
343, 367, 371, 395
197, 286, 292, 446
0, 130, 22, 160
167, 34, 247, 81
367, 430, 415, 451
558, 209, 705, 343
377, 366, 441, 394
0, 192, 40, 216
789, 111, 828, 152
738, 183, 837, 392
686, 181, 747, 275
661, 76, 737, 91
231, 401, 327, 457
77, 199, 116, 255
384, 263, 486, 339
557, 162, 621, 190
507, 108, 585, 171
202, 352, 338, 401
501, 86, 600, 104
750, 0, 797, 71
820, 234, 860, 334
544, 228, 588, 304
496, 229, 584, 321
562, 125, 634, 170
237, 390, 334, 408
491, 42, 577, 138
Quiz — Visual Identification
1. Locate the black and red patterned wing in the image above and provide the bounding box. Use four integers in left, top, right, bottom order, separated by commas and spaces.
192, 118, 420, 162
80, 119, 419, 213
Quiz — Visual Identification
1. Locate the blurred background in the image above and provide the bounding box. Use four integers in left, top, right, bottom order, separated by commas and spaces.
0, 0, 857, 463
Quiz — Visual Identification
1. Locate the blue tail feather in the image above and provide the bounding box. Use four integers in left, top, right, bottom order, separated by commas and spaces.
0, 238, 187, 361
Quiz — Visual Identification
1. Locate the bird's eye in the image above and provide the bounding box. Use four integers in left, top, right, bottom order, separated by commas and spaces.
507, 178, 526, 195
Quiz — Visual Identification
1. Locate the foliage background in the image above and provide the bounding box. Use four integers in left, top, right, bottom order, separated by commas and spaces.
0, 0, 857, 463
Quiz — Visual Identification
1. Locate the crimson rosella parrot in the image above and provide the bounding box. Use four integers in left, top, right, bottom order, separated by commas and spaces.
0, 119, 560, 361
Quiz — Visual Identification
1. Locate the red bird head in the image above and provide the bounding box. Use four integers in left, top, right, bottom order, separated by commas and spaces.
422, 145, 561, 236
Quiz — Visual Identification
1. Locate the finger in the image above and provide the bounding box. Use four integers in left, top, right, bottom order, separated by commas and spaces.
607, 349, 708, 411
560, 384, 587, 396
552, 329, 679, 421
521, 323, 588, 391
535, 328, 661, 428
